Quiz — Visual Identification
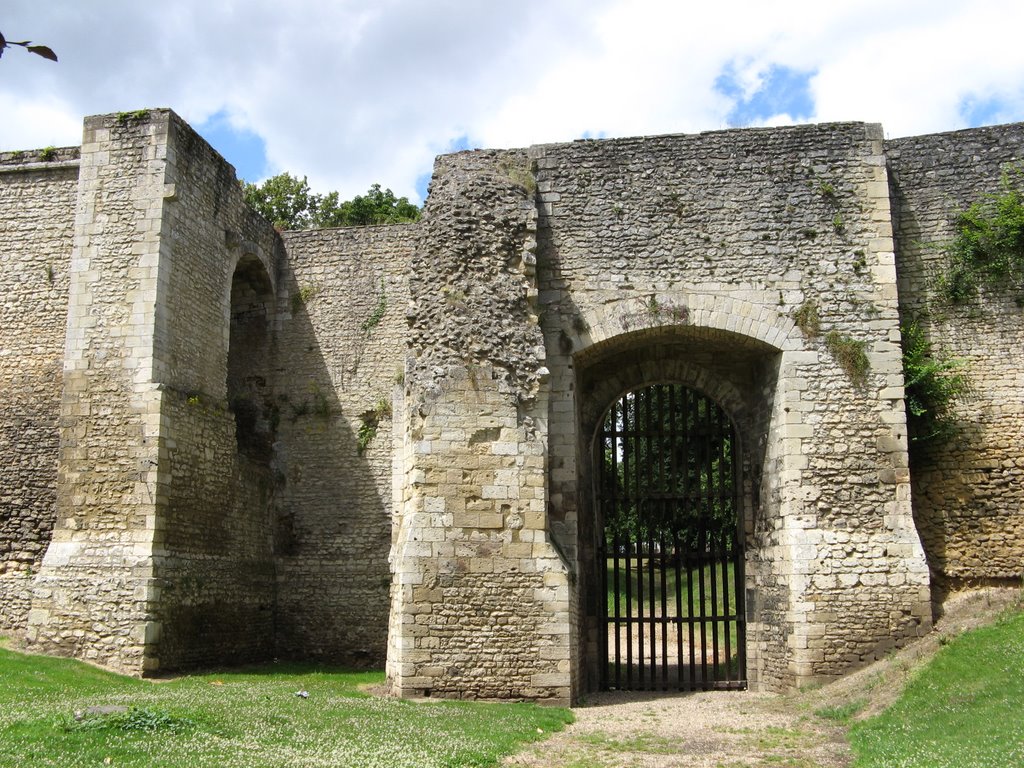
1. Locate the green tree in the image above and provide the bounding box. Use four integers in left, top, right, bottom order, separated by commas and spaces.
317, 183, 421, 227
243, 173, 319, 230
243, 173, 420, 230
600, 385, 737, 552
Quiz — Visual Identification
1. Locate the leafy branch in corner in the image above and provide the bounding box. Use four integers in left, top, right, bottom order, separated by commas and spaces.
0, 30, 58, 62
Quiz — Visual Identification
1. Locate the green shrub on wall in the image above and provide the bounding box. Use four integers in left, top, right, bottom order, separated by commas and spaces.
793, 300, 821, 337
825, 331, 870, 387
901, 318, 969, 445
939, 165, 1024, 304
357, 398, 392, 455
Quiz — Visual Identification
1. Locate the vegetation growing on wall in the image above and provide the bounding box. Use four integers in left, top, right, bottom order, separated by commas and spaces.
825, 331, 870, 387
357, 398, 392, 455
901, 318, 969, 445
360, 280, 387, 334
115, 110, 150, 125
291, 284, 317, 314
938, 165, 1024, 304
793, 301, 820, 337
498, 158, 537, 195
243, 173, 420, 230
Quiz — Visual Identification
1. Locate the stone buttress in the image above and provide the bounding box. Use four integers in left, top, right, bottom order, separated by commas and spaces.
387, 151, 572, 703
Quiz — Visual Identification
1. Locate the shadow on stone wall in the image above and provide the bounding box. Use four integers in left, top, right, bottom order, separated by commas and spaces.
269, 232, 404, 668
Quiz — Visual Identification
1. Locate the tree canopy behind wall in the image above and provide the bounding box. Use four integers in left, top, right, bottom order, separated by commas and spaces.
243, 173, 420, 230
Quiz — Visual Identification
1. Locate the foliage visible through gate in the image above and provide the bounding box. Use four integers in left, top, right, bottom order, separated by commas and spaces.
598, 383, 746, 692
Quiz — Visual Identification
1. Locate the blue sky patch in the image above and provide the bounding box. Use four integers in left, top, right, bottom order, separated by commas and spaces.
417, 134, 479, 200
959, 94, 1012, 127
415, 172, 432, 202
446, 134, 475, 152
715, 62, 816, 127
196, 110, 269, 184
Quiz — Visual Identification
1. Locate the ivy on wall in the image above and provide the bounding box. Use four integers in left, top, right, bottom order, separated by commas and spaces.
900, 318, 969, 446
938, 165, 1024, 304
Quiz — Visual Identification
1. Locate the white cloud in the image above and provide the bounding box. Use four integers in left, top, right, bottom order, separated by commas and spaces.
0, 91, 82, 149
3, 0, 1024, 202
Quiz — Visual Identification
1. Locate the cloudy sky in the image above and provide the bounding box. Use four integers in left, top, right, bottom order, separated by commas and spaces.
3, 1, 1023, 203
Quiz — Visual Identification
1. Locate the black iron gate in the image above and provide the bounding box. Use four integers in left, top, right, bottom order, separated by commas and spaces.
597, 383, 746, 691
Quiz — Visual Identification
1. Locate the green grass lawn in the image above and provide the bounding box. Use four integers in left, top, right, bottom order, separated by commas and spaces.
0, 639, 572, 768
849, 607, 1024, 768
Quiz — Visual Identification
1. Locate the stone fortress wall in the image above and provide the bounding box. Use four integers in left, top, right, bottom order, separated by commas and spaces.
0, 109, 1021, 703
0, 145, 79, 634
886, 126, 1024, 592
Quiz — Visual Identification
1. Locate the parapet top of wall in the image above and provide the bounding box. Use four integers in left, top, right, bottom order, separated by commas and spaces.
886, 120, 1024, 156
282, 221, 420, 247
886, 119, 1024, 301
521, 118, 899, 365
0, 146, 80, 171
532, 120, 883, 155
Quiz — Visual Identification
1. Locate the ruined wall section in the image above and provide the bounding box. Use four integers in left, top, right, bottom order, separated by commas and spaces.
0, 148, 79, 632
388, 151, 571, 703
887, 124, 1024, 588
273, 225, 414, 665
23, 110, 286, 673
532, 123, 930, 690
148, 112, 283, 669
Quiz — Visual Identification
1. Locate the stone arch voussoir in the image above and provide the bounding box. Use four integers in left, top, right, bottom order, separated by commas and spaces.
579, 354, 750, 451
577, 293, 802, 358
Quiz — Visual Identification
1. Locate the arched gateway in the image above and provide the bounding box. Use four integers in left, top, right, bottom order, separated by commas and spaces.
596, 383, 746, 691
569, 325, 773, 696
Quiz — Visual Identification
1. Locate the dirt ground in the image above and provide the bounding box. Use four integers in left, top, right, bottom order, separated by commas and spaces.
504, 587, 1022, 768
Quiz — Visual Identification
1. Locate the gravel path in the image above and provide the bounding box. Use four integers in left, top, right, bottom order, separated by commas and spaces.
505, 587, 1021, 768
505, 688, 849, 768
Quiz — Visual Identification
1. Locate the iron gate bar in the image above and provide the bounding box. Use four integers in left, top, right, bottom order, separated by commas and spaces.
716, 406, 729, 682
612, 507, 621, 690
637, 388, 646, 689
660, 534, 668, 689
674, 530, 684, 683
698, 527, 708, 688
722, 530, 733, 680
649, 538, 656, 684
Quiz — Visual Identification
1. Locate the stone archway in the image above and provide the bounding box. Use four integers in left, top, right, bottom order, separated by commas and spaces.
573, 326, 782, 694
153, 252, 280, 670
228, 254, 276, 461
